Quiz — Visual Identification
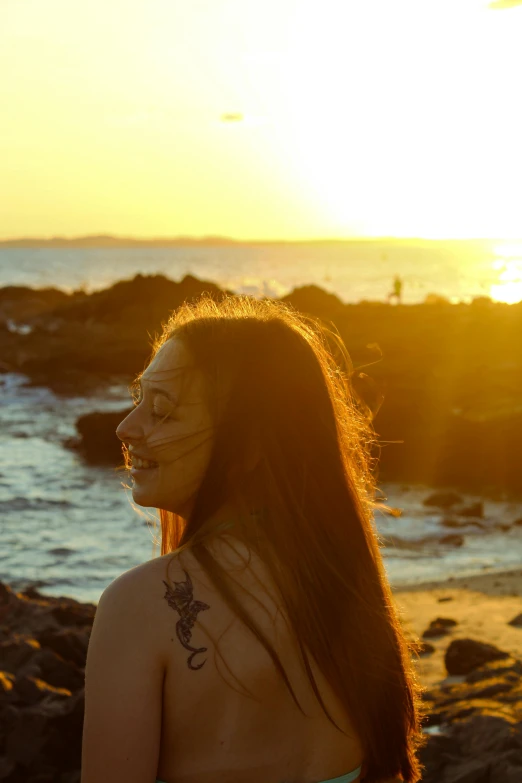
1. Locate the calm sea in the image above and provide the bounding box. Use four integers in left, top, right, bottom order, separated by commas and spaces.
1, 239, 521, 304
1, 241, 522, 603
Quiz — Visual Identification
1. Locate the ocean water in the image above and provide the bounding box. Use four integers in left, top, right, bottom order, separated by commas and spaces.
1, 239, 522, 304
1, 371, 521, 605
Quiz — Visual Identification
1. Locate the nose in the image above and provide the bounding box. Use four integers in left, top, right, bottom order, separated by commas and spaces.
116, 407, 143, 444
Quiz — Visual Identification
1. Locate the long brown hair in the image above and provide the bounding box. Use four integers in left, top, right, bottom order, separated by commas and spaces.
139, 292, 428, 782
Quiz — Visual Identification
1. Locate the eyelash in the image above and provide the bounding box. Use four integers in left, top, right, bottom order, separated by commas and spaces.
151, 409, 172, 420
132, 396, 172, 420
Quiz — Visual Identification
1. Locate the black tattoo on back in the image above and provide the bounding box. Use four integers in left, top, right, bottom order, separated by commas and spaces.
162, 570, 210, 670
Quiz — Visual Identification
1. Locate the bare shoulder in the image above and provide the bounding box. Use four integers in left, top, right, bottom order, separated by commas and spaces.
152, 535, 279, 600
97, 551, 215, 673
100, 536, 285, 682
96, 556, 176, 641
103, 539, 233, 599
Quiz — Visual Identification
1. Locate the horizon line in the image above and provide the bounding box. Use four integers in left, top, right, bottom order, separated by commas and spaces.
1, 233, 520, 245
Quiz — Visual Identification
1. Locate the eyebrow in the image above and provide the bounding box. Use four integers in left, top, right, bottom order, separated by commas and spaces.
137, 378, 177, 402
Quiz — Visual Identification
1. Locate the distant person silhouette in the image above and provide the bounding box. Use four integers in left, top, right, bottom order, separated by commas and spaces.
387, 275, 403, 304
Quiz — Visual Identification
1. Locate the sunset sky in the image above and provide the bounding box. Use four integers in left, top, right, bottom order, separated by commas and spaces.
1, 0, 521, 241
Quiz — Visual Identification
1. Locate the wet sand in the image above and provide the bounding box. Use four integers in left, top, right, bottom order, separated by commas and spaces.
391, 568, 522, 689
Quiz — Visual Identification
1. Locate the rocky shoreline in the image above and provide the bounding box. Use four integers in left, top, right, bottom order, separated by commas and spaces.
1, 272, 522, 498
2, 272, 522, 780
1, 574, 521, 782
0, 581, 94, 782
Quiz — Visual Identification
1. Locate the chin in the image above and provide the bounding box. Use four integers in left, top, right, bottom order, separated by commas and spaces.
131, 487, 159, 506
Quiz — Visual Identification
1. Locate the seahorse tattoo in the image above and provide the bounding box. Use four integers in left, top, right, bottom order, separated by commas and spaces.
162, 570, 210, 670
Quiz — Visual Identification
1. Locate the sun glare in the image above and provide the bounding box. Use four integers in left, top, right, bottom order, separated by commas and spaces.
490, 257, 522, 303
254, 0, 522, 238
492, 244, 522, 258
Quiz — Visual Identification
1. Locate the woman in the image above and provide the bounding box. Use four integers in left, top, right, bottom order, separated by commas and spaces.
81, 293, 428, 783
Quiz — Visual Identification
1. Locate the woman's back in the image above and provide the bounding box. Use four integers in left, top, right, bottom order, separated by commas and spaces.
96, 294, 425, 783
154, 534, 364, 783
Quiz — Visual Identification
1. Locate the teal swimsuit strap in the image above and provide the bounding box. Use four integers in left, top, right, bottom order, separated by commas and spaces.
325, 765, 363, 783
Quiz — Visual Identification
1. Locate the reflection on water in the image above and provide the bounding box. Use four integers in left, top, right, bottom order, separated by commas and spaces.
490, 245, 522, 303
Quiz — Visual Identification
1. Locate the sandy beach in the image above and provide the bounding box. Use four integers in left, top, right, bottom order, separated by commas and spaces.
392, 567, 522, 690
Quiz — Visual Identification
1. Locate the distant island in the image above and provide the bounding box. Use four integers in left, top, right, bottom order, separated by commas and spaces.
0, 235, 241, 248
0, 235, 512, 248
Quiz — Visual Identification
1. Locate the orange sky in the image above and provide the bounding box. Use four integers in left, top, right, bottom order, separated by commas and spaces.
1, 0, 521, 240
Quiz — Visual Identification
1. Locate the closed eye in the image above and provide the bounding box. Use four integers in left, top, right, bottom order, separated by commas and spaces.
151, 409, 173, 420
129, 383, 175, 420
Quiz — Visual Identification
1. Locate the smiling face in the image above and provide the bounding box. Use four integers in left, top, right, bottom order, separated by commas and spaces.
116, 337, 215, 520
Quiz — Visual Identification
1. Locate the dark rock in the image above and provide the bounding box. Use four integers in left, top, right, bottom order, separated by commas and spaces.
0, 638, 41, 673
22, 586, 47, 600
508, 613, 522, 628
418, 641, 436, 655
437, 596, 454, 603
47, 272, 230, 328
432, 617, 458, 629
0, 701, 20, 725
454, 501, 484, 518
44, 689, 85, 769
489, 751, 522, 783
68, 408, 132, 465
441, 517, 485, 529
464, 656, 522, 684
0, 581, 13, 605
0, 671, 15, 701
439, 534, 465, 547
49, 602, 96, 628
0, 755, 16, 777
282, 284, 345, 318
0, 596, 59, 641
29, 648, 85, 691
0, 274, 232, 390
422, 713, 522, 781
0, 583, 16, 628
424, 693, 517, 729
5, 709, 50, 765
0, 580, 92, 781
34, 629, 89, 669
422, 617, 458, 639
416, 730, 457, 783
430, 755, 490, 783
13, 675, 71, 706
445, 638, 510, 676
0, 285, 69, 323
447, 714, 522, 771
423, 491, 463, 508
